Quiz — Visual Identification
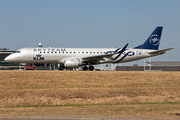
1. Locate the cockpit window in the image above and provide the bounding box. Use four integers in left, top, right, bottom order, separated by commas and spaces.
14, 51, 21, 53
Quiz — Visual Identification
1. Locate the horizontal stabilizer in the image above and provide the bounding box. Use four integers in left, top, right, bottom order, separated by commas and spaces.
148, 48, 174, 54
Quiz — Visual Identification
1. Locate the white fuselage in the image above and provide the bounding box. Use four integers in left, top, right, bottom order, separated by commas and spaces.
5, 47, 156, 65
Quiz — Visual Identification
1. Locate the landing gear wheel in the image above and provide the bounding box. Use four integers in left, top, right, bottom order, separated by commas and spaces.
89, 66, 94, 71
83, 66, 88, 71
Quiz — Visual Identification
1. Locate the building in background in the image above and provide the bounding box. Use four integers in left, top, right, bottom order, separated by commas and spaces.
0, 48, 21, 69
116, 61, 180, 71
148, 61, 180, 66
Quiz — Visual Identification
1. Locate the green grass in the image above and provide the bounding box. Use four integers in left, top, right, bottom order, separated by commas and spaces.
1, 102, 179, 108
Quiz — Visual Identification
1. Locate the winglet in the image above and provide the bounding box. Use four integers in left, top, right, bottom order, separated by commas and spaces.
116, 43, 129, 53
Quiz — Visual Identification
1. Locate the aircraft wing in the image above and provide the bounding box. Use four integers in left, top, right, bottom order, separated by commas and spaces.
148, 48, 174, 55
82, 43, 128, 63
82, 53, 116, 61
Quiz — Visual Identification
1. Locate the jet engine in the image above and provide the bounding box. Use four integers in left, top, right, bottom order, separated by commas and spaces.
64, 59, 82, 68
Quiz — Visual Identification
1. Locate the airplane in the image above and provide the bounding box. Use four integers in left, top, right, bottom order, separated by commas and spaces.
4, 26, 173, 71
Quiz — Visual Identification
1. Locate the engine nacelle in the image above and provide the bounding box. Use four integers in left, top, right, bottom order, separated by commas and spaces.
64, 59, 82, 68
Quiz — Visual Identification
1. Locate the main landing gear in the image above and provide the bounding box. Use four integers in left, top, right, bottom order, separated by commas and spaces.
82, 66, 88, 70
83, 65, 94, 71
89, 66, 94, 71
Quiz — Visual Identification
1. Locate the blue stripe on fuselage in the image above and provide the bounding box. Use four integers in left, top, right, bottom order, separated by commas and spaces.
112, 53, 122, 60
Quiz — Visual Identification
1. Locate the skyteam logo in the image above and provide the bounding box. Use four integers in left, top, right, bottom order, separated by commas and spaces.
149, 34, 160, 46
113, 51, 135, 63
33, 54, 44, 60
127, 51, 135, 56
33, 48, 66, 53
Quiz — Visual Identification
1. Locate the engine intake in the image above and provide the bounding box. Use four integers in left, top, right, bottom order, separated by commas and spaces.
64, 59, 82, 68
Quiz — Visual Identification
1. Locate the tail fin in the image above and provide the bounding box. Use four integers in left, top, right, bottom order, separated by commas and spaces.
134, 26, 163, 50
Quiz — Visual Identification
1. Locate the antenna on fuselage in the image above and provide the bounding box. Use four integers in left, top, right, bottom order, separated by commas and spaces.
38, 42, 42, 48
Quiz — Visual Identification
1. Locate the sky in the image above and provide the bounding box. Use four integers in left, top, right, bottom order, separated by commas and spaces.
0, 0, 180, 64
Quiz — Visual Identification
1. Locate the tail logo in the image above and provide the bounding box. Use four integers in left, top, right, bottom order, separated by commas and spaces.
149, 34, 160, 46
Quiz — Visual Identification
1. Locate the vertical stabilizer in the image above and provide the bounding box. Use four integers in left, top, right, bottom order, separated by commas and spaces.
134, 26, 163, 50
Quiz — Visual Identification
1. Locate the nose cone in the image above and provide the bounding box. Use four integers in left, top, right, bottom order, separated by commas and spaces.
4, 56, 11, 62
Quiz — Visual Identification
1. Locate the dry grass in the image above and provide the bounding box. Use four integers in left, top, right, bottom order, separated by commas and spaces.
0, 71, 180, 119
1, 104, 180, 119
